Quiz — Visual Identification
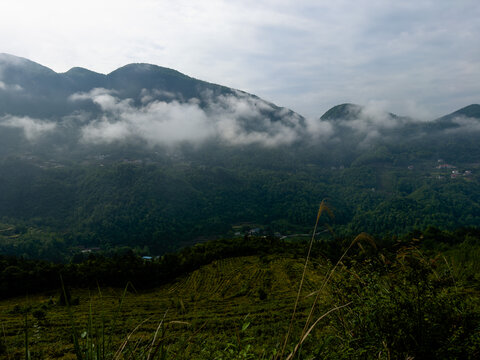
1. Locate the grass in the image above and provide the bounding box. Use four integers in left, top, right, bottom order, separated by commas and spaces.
2, 207, 479, 358
1, 246, 479, 359
0, 254, 326, 359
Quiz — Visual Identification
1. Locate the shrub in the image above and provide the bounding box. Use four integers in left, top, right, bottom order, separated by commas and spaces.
317, 244, 480, 359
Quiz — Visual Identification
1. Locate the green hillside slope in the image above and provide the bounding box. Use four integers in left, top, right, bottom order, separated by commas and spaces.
1, 231, 479, 359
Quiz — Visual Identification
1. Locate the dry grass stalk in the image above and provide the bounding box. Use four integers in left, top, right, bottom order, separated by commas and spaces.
279, 200, 332, 359
285, 302, 352, 360
146, 310, 168, 360
283, 232, 375, 360
113, 317, 151, 360
300, 232, 374, 332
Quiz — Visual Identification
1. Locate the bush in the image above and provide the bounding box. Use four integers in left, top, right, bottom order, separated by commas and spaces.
316, 244, 480, 359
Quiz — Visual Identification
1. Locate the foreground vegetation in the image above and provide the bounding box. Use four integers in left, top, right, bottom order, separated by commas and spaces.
1, 227, 479, 359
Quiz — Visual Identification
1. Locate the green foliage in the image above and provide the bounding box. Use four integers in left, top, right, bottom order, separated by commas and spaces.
308, 240, 480, 359
1, 230, 479, 359
1, 150, 480, 261
0, 236, 294, 299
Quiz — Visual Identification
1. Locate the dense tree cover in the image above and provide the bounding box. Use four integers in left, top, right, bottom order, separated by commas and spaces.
0, 236, 292, 299
1, 151, 480, 260
1, 227, 480, 301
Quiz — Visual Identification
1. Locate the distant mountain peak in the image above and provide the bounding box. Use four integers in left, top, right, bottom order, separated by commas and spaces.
108, 63, 190, 79
433, 104, 480, 127
112, 63, 157, 72
320, 103, 363, 121
446, 104, 480, 119
64, 67, 104, 76
0, 53, 56, 76
0, 53, 29, 63
320, 103, 409, 123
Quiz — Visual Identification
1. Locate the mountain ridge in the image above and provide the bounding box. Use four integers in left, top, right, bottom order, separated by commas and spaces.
318, 102, 480, 122
0, 53, 303, 128
1, 53, 478, 123
435, 104, 480, 121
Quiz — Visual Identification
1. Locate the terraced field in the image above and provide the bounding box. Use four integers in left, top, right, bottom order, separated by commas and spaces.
0, 254, 328, 359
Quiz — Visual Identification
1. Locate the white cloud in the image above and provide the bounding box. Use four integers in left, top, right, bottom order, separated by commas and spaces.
73, 87, 459, 149
0, 116, 56, 140
76, 90, 212, 145
322, 102, 418, 146
73, 88, 314, 146
0, 80, 23, 92
446, 116, 480, 134
304, 116, 334, 139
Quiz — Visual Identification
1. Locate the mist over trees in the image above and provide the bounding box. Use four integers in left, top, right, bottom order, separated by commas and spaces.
0, 54, 480, 260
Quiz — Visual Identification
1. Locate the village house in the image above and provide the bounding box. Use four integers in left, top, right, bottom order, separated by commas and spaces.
437, 164, 456, 169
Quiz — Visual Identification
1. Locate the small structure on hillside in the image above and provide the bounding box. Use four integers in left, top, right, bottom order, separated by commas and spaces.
437, 164, 456, 169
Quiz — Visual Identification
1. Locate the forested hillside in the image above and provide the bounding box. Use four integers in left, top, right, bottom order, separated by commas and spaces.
1, 149, 480, 260
1, 54, 480, 260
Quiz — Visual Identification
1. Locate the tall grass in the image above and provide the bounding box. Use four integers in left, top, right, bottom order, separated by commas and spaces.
24, 314, 30, 360
57, 285, 197, 360
280, 200, 378, 360
279, 200, 330, 358
284, 233, 373, 359
10, 207, 478, 359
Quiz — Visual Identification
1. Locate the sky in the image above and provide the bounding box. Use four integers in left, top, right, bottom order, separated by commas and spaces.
0, 0, 479, 119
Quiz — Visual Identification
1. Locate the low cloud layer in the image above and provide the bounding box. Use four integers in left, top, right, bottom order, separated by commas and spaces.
0, 115, 56, 140
1, 87, 478, 150
340, 104, 406, 128
446, 116, 480, 134
70, 88, 318, 147
324, 102, 480, 148
80, 92, 213, 145
0, 80, 22, 92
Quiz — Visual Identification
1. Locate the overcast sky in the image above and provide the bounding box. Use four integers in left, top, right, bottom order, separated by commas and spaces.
0, 0, 478, 118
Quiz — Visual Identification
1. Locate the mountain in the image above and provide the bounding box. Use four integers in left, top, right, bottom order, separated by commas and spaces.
0, 53, 477, 156
318, 102, 480, 150
318, 103, 423, 155
1, 53, 480, 260
320, 103, 363, 121
320, 102, 480, 124
320, 103, 409, 121
63, 67, 106, 91
0, 53, 306, 156
437, 104, 480, 122
425, 104, 480, 131
0, 53, 298, 118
